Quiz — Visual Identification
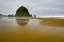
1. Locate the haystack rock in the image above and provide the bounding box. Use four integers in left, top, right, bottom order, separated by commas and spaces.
15, 6, 32, 17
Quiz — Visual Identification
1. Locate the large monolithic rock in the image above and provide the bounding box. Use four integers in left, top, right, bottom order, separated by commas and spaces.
15, 6, 32, 17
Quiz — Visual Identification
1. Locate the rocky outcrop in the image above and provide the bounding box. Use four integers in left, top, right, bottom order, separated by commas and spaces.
15, 6, 32, 17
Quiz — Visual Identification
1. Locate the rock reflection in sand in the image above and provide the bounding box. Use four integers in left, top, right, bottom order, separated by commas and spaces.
16, 19, 29, 27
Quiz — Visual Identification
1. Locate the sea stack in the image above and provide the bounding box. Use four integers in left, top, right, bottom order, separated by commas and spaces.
15, 6, 32, 17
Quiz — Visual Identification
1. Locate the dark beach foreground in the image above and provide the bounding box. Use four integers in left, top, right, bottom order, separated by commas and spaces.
0, 17, 64, 42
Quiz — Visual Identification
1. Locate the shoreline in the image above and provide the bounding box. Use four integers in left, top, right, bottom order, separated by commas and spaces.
1, 16, 64, 21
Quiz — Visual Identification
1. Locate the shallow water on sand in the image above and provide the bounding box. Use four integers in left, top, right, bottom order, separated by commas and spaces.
0, 17, 64, 42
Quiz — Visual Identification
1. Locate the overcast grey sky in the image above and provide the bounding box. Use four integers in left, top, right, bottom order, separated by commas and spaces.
0, 0, 64, 16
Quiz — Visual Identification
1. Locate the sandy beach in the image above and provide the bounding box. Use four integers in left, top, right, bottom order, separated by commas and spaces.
0, 17, 64, 42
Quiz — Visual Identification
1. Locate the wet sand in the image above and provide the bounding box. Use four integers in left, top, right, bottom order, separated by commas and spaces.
0, 17, 64, 42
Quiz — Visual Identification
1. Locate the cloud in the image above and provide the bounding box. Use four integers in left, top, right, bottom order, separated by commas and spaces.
33, 7, 64, 12
0, 0, 64, 16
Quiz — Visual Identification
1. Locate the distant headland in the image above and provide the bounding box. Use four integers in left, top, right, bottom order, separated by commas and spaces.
0, 14, 7, 17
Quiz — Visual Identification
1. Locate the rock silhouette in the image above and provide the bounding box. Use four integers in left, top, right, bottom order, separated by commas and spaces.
15, 6, 32, 17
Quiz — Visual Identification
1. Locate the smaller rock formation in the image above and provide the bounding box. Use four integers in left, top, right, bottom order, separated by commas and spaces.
8, 14, 14, 17
34, 15, 36, 17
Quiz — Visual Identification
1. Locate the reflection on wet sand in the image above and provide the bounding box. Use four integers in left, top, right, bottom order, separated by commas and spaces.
16, 19, 29, 27
0, 17, 4, 19
8, 17, 14, 19
40, 18, 64, 27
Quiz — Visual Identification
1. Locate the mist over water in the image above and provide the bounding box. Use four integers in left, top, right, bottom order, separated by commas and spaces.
0, 17, 64, 42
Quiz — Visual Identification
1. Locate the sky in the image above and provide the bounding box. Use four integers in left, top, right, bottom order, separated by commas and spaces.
0, 0, 64, 17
